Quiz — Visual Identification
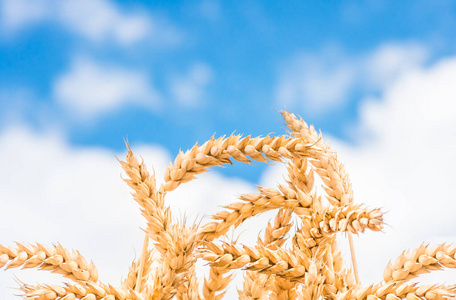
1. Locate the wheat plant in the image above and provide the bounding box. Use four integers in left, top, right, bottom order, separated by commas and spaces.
1, 111, 455, 300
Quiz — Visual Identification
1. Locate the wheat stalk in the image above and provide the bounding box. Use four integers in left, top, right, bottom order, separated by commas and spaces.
1, 110, 453, 300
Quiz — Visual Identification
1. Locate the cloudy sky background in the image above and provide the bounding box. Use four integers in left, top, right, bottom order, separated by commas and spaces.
1, 0, 456, 298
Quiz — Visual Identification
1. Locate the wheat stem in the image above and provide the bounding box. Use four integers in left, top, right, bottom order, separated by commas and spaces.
347, 232, 360, 285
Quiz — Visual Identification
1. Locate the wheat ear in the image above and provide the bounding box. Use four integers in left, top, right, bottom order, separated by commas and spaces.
0, 243, 98, 283
383, 243, 456, 284
20, 281, 145, 300
281, 111, 353, 206
239, 209, 294, 299
265, 158, 316, 300
199, 185, 314, 242
163, 134, 322, 192
119, 145, 171, 242
176, 264, 201, 300
182, 134, 314, 299
121, 147, 199, 300
201, 242, 325, 282
281, 111, 361, 284
261, 209, 297, 300
238, 273, 270, 300
121, 249, 155, 293
153, 223, 198, 300
202, 266, 232, 300
337, 282, 456, 300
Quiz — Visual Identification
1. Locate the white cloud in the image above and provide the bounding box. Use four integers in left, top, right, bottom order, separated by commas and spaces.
53, 57, 160, 118
0, 0, 182, 46
364, 43, 428, 89
0, 0, 50, 31
268, 54, 456, 285
58, 0, 150, 45
276, 42, 429, 114
0, 124, 260, 298
169, 63, 213, 106
276, 50, 356, 113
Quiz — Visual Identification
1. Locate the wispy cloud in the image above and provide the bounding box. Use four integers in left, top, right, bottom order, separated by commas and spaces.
53, 56, 160, 118
0, 0, 182, 46
276, 42, 429, 114
169, 62, 213, 107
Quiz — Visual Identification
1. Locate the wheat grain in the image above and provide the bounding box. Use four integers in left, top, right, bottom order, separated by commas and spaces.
238, 272, 270, 300
285, 158, 315, 195
202, 267, 232, 300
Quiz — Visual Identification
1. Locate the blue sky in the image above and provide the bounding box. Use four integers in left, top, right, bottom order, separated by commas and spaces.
1, 0, 455, 182
1, 0, 456, 298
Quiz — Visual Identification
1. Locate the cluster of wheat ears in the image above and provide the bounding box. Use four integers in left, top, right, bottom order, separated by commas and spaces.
1, 111, 455, 300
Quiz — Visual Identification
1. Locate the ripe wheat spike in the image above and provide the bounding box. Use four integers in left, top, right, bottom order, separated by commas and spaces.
1, 111, 454, 300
